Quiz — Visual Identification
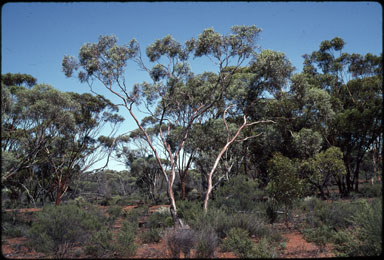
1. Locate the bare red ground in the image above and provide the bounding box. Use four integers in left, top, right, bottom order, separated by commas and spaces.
282, 231, 334, 258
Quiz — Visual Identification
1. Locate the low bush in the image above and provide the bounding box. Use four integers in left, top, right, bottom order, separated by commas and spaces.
178, 204, 227, 238
220, 226, 280, 258
123, 205, 148, 224
139, 228, 162, 243
301, 197, 363, 230
332, 230, 357, 257
179, 203, 271, 241
266, 228, 284, 244
2, 210, 32, 238
194, 227, 218, 258
2, 222, 25, 238
220, 227, 254, 258
302, 198, 382, 257
73, 196, 87, 206
333, 199, 382, 257
230, 213, 269, 238
146, 211, 173, 229
252, 237, 278, 258
176, 200, 203, 223
84, 227, 114, 258
214, 175, 265, 213
27, 204, 105, 258
358, 183, 382, 198
166, 228, 196, 258
114, 220, 138, 257
302, 225, 335, 251
266, 200, 279, 224
107, 205, 123, 219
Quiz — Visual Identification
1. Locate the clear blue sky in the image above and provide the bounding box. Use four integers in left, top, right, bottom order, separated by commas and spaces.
2, 1, 382, 171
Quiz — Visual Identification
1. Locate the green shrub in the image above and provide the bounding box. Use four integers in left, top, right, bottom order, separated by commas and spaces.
229, 213, 269, 238
194, 208, 231, 239
214, 175, 265, 213
326, 202, 359, 229
123, 205, 148, 224
194, 227, 218, 258
114, 220, 138, 257
220, 227, 254, 258
114, 195, 142, 206
266, 153, 303, 212
110, 195, 122, 205
2, 210, 32, 238
27, 204, 104, 258
266, 200, 279, 224
302, 225, 335, 251
304, 198, 382, 257
107, 205, 123, 219
99, 196, 112, 206
135, 204, 150, 216
178, 203, 225, 237
252, 237, 278, 258
301, 197, 362, 230
146, 211, 173, 229
181, 204, 270, 241
332, 230, 358, 257
339, 199, 382, 256
84, 227, 114, 258
74, 196, 87, 207
266, 228, 284, 244
139, 228, 162, 243
2, 223, 25, 237
358, 183, 382, 198
208, 209, 232, 239
176, 200, 203, 223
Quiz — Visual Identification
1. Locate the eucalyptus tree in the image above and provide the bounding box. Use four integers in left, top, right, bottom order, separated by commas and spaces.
1, 83, 76, 204
298, 146, 346, 199
42, 91, 123, 205
266, 152, 303, 223
222, 50, 295, 181
1, 75, 123, 205
129, 154, 165, 203
300, 37, 382, 194
62, 25, 279, 222
189, 118, 245, 198
1, 72, 37, 88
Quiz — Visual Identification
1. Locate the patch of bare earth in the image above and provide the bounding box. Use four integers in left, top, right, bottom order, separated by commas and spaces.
1, 237, 47, 259
281, 230, 334, 258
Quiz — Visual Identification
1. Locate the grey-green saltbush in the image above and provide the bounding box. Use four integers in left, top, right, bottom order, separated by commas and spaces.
195, 227, 218, 258
166, 228, 196, 258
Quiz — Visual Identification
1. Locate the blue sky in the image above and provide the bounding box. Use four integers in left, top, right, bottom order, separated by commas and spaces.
1, 1, 382, 170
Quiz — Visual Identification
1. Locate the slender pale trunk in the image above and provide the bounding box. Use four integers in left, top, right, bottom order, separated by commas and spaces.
203, 116, 247, 212
55, 176, 64, 206
168, 169, 184, 227
203, 114, 274, 212
122, 102, 183, 225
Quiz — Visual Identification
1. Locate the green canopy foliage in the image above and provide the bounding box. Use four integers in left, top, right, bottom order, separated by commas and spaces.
1, 74, 123, 206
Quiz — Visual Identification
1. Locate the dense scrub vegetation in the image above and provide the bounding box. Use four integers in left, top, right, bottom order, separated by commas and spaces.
1, 25, 382, 258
